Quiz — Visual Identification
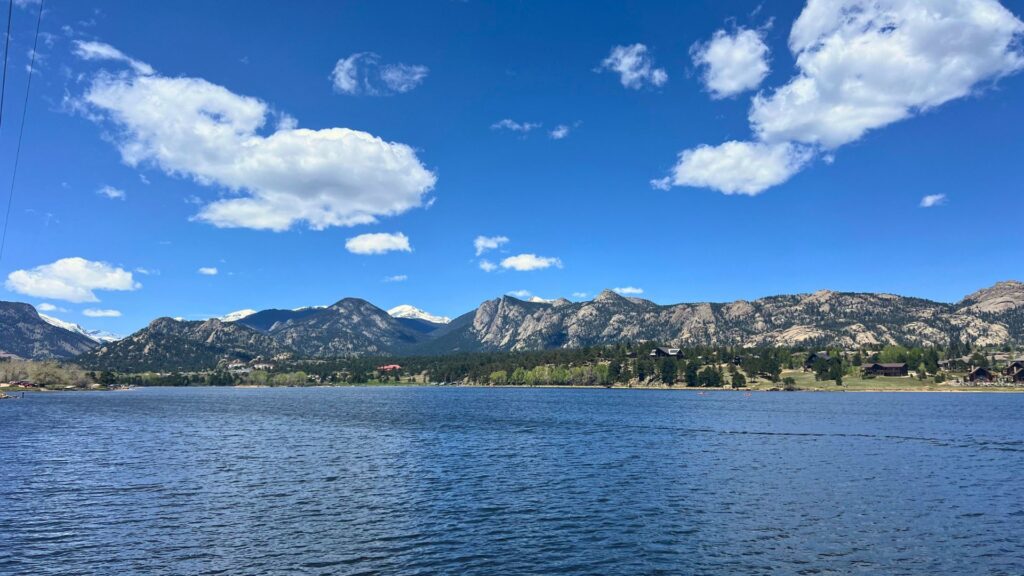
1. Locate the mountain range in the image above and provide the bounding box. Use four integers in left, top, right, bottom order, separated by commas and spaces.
2, 281, 1022, 369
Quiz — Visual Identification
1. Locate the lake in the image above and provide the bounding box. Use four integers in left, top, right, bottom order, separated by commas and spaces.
2, 387, 1023, 575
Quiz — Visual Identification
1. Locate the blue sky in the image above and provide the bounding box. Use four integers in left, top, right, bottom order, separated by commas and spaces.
1, 0, 1023, 335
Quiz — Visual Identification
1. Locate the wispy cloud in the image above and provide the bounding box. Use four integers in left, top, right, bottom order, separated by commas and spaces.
97, 185, 125, 200
198, 267, 218, 276
613, 286, 643, 295
474, 235, 509, 256
83, 308, 121, 318
920, 194, 947, 208
331, 53, 429, 95
599, 44, 667, 89
383, 274, 408, 282
491, 118, 541, 133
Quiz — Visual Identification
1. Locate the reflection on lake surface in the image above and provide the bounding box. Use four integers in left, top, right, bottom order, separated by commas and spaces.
2, 387, 1023, 575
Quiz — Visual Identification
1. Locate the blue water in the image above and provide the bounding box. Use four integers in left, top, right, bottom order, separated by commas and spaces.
2, 387, 1023, 575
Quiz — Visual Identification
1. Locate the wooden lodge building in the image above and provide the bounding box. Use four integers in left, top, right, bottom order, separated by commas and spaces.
861, 362, 909, 377
803, 351, 831, 369
967, 367, 994, 383
649, 347, 682, 358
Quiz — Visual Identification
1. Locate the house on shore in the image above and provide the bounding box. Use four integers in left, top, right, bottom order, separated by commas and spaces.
1003, 359, 1024, 376
1009, 366, 1024, 383
862, 362, 908, 377
967, 367, 994, 383
649, 347, 682, 358
804, 351, 831, 369
938, 357, 970, 371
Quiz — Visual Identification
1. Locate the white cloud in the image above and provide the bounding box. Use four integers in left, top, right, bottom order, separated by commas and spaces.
345, 232, 412, 255
920, 194, 947, 208
660, 0, 1024, 195
750, 0, 1024, 149
5, 257, 141, 303
73, 40, 154, 75
479, 260, 497, 272
331, 53, 429, 95
383, 274, 408, 282
198, 267, 218, 275
691, 28, 770, 98
500, 254, 563, 271
379, 63, 430, 93
571, 292, 588, 299
74, 43, 436, 231
600, 44, 668, 89
83, 308, 121, 318
613, 286, 644, 295
134, 267, 158, 275
506, 289, 532, 298
668, 141, 814, 195
36, 302, 58, 312
549, 125, 571, 139
97, 185, 125, 200
491, 119, 541, 133
474, 235, 509, 256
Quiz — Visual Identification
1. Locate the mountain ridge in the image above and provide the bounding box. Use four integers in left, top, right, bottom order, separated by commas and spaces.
5, 281, 1021, 366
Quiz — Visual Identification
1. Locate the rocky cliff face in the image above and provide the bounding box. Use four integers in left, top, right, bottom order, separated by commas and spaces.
0, 301, 99, 359
448, 282, 1024, 351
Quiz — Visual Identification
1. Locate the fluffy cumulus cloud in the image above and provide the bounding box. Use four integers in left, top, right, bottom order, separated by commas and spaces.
479, 260, 497, 272
506, 289, 532, 298
474, 235, 509, 256
36, 302, 58, 312
920, 193, 947, 208
97, 185, 126, 200
83, 308, 121, 318
345, 232, 412, 255
600, 44, 668, 89
198, 267, 218, 275
691, 28, 770, 98
499, 254, 562, 271
613, 286, 644, 295
662, 0, 1024, 195
73, 41, 436, 231
665, 141, 814, 195
331, 53, 429, 95
5, 257, 141, 303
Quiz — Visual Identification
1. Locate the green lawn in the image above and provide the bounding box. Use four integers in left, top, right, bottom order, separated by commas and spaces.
749, 369, 949, 391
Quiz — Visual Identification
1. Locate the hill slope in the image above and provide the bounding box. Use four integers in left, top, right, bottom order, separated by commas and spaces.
0, 301, 99, 359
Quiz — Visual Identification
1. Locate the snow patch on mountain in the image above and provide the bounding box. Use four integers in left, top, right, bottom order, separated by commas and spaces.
39, 313, 121, 343
387, 304, 451, 324
220, 309, 258, 322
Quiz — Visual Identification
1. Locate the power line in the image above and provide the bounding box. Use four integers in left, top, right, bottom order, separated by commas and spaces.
0, 0, 44, 264
0, 0, 12, 131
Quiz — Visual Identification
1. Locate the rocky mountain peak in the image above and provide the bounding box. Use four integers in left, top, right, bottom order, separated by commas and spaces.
593, 289, 629, 304
960, 280, 1024, 314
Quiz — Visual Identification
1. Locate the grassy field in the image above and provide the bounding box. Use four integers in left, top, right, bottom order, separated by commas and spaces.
747, 369, 956, 392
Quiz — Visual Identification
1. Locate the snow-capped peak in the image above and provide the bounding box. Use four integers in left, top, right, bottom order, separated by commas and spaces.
387, 304, 451, 324
220, 309, 257, 322
39, 313, 121, 343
